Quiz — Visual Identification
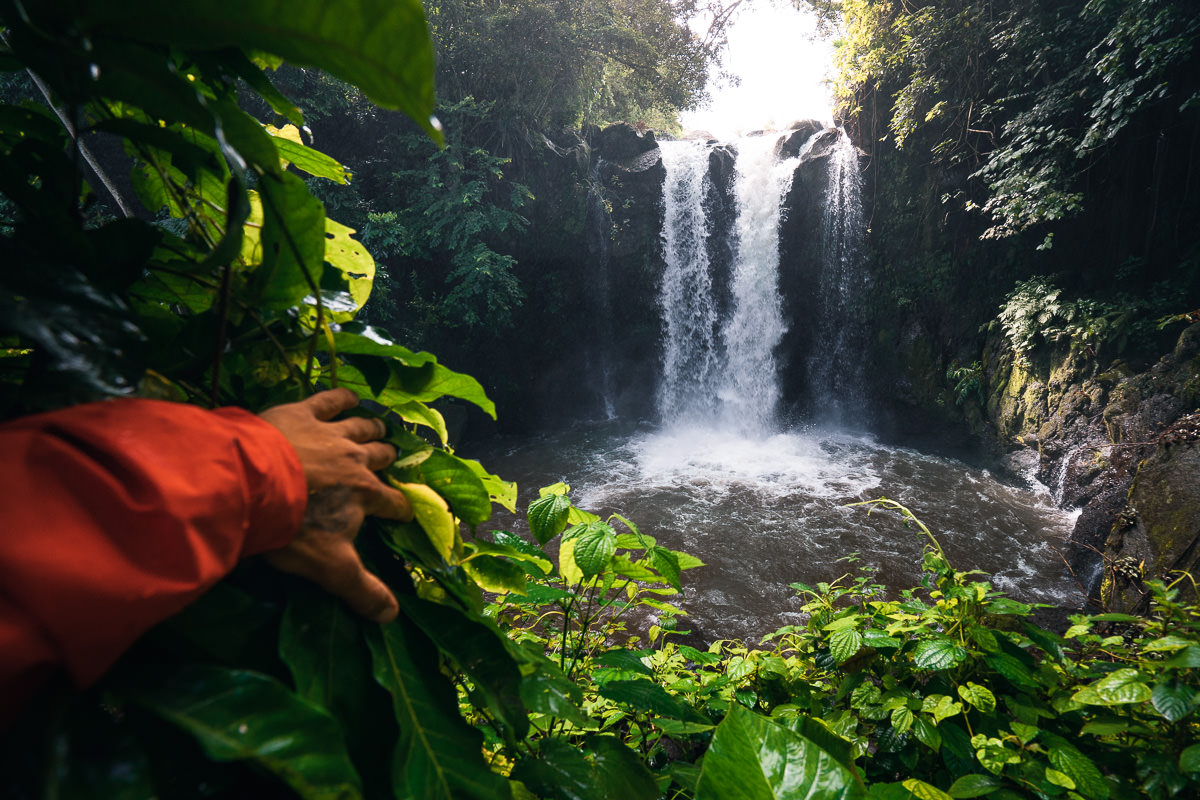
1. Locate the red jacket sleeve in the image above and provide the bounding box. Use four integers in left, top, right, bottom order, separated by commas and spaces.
0, 398, 306, 717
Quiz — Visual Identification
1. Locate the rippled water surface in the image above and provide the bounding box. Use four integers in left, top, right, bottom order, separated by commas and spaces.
472, 422, 1080, 641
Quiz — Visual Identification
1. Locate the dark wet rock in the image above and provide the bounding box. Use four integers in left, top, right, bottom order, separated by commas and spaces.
593, 122, 658, 166
1103, 417, 1200, 611
778, 121, 825, 158
985, 324, 1200, 605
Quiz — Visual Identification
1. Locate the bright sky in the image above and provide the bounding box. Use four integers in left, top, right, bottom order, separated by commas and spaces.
680, 3, 835, 140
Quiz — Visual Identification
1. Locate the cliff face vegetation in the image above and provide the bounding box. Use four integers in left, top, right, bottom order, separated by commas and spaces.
809, 0, 1200, 608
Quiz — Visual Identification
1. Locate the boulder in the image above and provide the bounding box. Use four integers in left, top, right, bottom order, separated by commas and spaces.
1102, 413, 1200, 611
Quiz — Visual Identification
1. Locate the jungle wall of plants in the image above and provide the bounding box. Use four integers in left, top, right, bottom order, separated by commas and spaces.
803, 0, 1200, 432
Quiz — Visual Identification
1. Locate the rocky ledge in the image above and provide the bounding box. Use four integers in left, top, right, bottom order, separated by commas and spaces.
985, 323, 1200, 610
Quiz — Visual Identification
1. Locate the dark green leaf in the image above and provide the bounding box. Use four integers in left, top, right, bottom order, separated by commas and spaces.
120, 665, 362, 800
778, 716, 857, 772
147, 582, 278, 669
366, 620, 510, 800
1180, 743, 1200, 773
948, 774, 1004, 798
254, 171, 325, 309
985, 599, 1031, 615
1023, 623, 1066, 662
1043, 734, 1108, 800
224, 48, 305, 126
528, 493, 572, 545
1151, 678, 1195, 722
279, 590, 396, 795
512, 740, 594, 800
463, 554, 528, 595
594, 648, 654, 677
581, 736, 659, 800
80, 0, 440, 141
394, 595, 528, 739
651, 546, 682, 590
519, 659, 587, 727
679, 645, 722, 666
599, 679, 705, 722
913, 716, 942, 751
913, 639, 967, 671
571, 521, 617, 577
696, 705, 867, 800
1161, 646, 1200, 668
513, 737, 655, 800
983, 653, 1037, 689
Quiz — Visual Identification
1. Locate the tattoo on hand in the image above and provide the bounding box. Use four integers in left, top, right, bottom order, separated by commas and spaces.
303, 485, 355, 532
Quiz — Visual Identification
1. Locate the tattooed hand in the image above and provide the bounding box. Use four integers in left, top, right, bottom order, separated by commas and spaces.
259, 388, 412, 623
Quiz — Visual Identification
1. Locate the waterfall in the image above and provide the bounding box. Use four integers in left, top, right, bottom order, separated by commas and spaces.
584, 157, 617, 419
658, 140, 722, 422
806, 131, 868, 426
718, 136, 799, 432
657, 135, 798, 433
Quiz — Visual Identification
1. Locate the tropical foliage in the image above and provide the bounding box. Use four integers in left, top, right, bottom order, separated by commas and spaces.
806, 0, 1200, 240
5, 1, 1200, 799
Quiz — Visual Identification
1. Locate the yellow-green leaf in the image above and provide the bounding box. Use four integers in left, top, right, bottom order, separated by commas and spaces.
392, 481, 457, 561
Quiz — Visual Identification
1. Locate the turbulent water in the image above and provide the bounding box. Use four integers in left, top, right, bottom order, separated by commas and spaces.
474, 423, 1081, 642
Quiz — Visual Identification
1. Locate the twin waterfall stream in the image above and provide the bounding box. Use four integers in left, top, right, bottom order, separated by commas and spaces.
482, 131, 1079, 639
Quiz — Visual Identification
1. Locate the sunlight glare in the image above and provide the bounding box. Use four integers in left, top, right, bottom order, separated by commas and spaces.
681, 4, 835, 140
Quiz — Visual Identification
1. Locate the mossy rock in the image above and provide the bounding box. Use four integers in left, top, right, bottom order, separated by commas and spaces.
1103, 426, 1200, 611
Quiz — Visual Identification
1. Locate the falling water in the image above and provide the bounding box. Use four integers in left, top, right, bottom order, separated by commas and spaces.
585, 158, 618, 419
658, 140, 722, 422
477, 129, 1080, 640
718, 135, 799, 432
658, 135, 799, 432
807, 131, 869, 425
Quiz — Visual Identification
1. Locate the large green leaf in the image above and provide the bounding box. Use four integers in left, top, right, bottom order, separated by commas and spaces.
408, 449, 493, 528
1150, 678, 1195, 722
366, 620, 510, 800
330, 327, 496, 418
947, 774, 1004, 798
147, 582, 278, 671
1042, 734, 1108, 800
569, 521, 617, 578
913, 639, 968, 671
696, 705, 867, 800
581, 736, 659, 800
528, 493, 572, 545
1071, 668, 1152, 706
463, 554, 529, 595
598, 679, 705, 722
512, 737, 657, 800
395, 595, 528, 740
51, 0, 439, 141
279, 590, 396, 796
830, 628, 863, 664
519, 659, 588, 727
119, 665, 362, 800
254, 171, 326, 309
